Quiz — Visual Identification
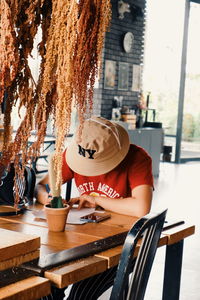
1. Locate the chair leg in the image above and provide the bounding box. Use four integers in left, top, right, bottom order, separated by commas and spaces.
162, 240, 184, 300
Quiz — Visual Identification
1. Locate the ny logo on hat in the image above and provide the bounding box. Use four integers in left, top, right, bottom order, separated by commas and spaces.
78, 145, 96, 159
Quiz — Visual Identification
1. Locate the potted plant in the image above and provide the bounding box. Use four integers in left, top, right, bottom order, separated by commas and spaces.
44, 154, 70, 232
45, 202, 70, 232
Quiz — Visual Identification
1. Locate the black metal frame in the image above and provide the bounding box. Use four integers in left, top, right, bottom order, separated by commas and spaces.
28, 139, 55, 174
110, 209, 167, 300
65, 179, 72, 201
175, 0, 200, 163
190, 0, 200, 3
162, 240, 184, 300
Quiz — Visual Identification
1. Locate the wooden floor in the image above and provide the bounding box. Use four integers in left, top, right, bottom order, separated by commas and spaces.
100, 161, 200, 300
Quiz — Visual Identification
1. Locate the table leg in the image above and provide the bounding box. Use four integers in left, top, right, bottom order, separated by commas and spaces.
51, 286, 66, 299
162, 240, 184, 300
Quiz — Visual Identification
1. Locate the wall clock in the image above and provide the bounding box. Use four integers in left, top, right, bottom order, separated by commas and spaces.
123, 32, 134, 53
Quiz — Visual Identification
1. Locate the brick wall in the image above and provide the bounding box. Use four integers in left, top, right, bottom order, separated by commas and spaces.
93, 0, 146, 119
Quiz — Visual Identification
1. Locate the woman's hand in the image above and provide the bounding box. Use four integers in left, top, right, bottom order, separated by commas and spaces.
69, 194, 96, 209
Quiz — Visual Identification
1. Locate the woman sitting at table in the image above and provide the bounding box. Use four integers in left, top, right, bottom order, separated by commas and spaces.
35, 115, 153, 299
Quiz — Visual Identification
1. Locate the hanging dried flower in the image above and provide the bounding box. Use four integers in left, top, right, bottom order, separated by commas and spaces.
0, 0, 111, 206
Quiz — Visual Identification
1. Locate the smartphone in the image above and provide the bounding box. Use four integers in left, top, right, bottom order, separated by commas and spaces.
80, 212, 111, 223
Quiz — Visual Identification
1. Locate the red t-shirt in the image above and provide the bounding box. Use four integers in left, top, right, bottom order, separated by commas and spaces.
62, 144, 153, 199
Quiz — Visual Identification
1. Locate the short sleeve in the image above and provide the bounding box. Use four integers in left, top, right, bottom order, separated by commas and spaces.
62, 149, 74, 184
128, 146, 154, 190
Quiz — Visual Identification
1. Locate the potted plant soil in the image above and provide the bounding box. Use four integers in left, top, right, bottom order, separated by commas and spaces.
44, 154, 70, 232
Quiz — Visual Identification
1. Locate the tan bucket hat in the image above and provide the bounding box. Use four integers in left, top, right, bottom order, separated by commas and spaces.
66, 116, 130, 176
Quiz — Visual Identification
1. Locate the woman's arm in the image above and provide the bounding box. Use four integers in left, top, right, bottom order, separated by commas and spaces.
69, 184, 153, 217
34, 174, 50, 205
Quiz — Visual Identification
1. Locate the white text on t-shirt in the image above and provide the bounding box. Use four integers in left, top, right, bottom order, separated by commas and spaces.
77, 181, 120, 198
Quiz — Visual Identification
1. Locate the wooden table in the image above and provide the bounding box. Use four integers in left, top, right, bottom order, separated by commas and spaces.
0, 204, 195, 300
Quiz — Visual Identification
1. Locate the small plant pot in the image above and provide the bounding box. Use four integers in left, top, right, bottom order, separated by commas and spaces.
44, 204, 70, 232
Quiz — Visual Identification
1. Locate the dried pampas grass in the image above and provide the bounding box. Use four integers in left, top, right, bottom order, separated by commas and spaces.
0, 0, 111, 205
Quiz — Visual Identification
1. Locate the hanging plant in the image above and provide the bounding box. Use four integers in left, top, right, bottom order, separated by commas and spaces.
0, 0, 111, 208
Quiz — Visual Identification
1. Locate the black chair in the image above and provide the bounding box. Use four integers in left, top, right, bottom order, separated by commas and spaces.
110, 209, 167, 300
0, 163, 36, 216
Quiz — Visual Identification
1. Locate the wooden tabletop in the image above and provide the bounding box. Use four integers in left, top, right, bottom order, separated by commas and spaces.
0, 204, 195, 289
